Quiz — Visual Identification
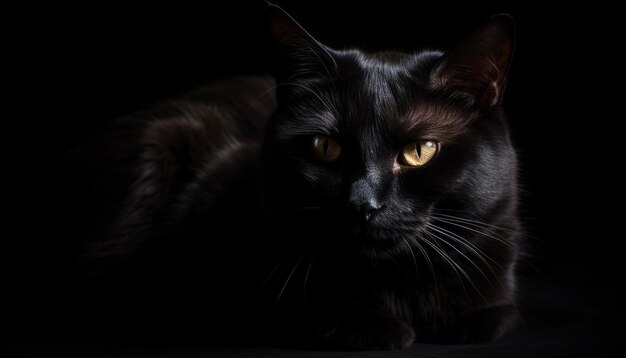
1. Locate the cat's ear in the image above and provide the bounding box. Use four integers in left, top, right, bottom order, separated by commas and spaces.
266, 2, 336, 83
431, 15, 515, 108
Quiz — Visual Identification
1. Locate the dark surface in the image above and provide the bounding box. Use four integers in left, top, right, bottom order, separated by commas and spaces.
7, 274, 622, 357
7, 0, 622, 356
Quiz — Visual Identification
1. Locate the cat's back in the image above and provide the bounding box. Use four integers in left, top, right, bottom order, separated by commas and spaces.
58, 75, 277, 261
29, 76, 278, 337
143, 75, 276, 150
176, 76, 276, 134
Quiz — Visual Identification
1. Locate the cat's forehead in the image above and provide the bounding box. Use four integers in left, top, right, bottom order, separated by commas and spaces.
350, 49, 441, 81
332, 50, 473, 141
275, 50, 473, 143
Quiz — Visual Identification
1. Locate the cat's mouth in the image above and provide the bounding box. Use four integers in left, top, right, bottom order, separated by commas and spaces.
348, 217, 428, 252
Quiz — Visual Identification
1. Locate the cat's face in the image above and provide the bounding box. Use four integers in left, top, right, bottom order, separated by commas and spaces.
264, 6, 516, 256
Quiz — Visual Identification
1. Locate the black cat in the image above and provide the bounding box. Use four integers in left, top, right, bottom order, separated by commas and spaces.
37, 3, 520, 351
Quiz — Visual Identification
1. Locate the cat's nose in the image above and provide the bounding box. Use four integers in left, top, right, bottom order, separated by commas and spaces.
349, 177, 383, 221
358, 200, 383, 221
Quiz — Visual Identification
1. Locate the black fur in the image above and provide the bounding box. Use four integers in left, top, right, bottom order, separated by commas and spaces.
39, 4, 520, 351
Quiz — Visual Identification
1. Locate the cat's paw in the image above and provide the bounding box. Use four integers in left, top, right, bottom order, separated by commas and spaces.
315, 306, 415, 350
459, 304, 517, 343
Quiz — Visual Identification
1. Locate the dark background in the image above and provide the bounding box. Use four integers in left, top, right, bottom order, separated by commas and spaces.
9, 0, 622, 356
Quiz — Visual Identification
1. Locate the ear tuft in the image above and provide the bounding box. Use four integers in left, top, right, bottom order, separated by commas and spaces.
266, 2, 335, 84
266, 2, 306, 47
431, 15, 515, 108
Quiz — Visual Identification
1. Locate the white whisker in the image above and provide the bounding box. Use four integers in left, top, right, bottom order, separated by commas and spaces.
423, 231, 487, 302
427, 223, 501, 270
431, 216, 516, 248
401, 237, 419, 278
433, 212, 518, 234
427, 228, 489, 282
427, 223, 507, 291
420, 232, 467, 291
405, 234, 439, 289
276, 255, 304, 303
261, 250, 295, 288
303, 249, 320, 302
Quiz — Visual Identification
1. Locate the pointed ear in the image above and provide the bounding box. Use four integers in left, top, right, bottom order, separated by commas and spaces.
431, 15, 515, 108
266, 2, 336, 83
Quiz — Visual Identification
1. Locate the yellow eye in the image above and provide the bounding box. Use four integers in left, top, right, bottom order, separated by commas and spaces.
401, 140, 439, 167
312, 135, 341, 162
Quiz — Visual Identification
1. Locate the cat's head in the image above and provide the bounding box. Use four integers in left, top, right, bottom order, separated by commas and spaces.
263, 4, 517, 257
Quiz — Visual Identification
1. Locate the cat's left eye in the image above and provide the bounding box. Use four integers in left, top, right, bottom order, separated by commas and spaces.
312, 135, 342, 162
401, 140, 439, 167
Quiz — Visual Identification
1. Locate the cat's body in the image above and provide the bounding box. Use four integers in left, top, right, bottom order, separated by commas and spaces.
41, 5, 520, 350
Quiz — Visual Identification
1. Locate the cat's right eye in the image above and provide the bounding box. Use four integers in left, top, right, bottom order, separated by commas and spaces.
312, 135, 342, 162
401, 140, 439, 167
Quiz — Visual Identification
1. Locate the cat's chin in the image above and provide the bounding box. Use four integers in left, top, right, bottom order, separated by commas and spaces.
344, 222, 426, 262
350, 231, 409, 260
358, 240, 400, 254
